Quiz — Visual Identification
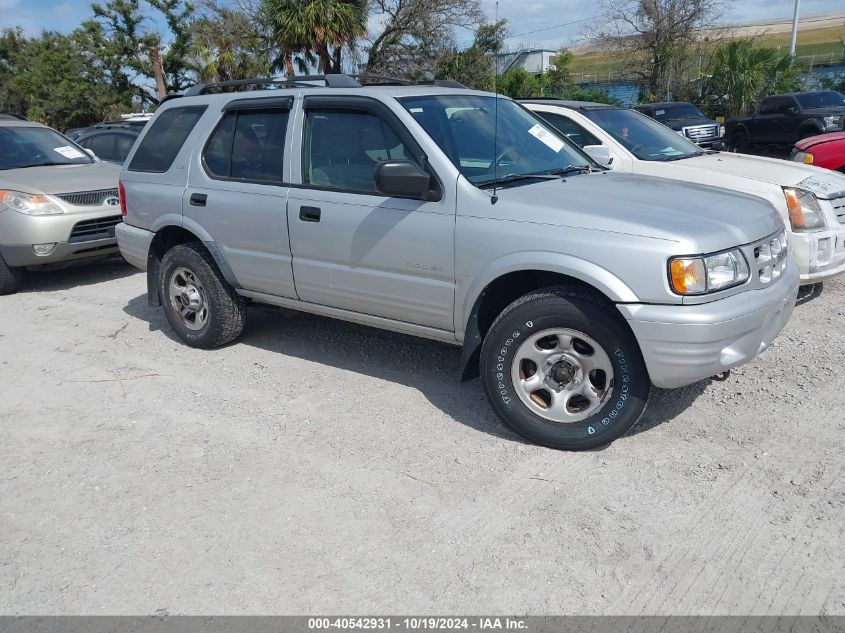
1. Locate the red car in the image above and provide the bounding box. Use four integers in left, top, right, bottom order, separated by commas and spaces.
790, 131, 845, 172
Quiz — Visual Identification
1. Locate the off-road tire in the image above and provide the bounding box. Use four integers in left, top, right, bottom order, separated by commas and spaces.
159, 242, 247, 348
0, 252, 23, 295
480, 287, 650, 450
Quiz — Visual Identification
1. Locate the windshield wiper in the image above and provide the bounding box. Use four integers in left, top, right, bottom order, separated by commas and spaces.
477, 172, 561, 188
656, 151, 704, 162
547, 165, 593, 176
13, 161, 77, 169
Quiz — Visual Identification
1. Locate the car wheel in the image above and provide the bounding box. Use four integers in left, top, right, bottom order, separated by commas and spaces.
480, 287, 650, 450
159, 242, 247, 348
731, 129, 750, 152
798, 127, 820, 141
0, 252, 24, 295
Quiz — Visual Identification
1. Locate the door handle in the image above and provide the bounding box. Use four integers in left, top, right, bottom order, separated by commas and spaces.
299, 206, 321, 222
189, 193, 207, 207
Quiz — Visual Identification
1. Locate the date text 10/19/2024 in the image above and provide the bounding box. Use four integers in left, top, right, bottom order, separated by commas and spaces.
308, 617, 528, 630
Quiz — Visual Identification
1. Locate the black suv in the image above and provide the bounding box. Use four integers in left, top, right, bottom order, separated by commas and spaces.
634, 102, 723, 148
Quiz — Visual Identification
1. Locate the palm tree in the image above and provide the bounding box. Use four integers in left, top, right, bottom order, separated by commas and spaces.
262, 0, 366, 75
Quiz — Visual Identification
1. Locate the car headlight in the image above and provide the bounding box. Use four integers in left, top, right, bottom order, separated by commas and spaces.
784, 187, 826, 231
0, 190, 64, 216
791, 150, 813, 164
719, 125, 725, 137
669, 248, 750, 295
823, 116, 842, 130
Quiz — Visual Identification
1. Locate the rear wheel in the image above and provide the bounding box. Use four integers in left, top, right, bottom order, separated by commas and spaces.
159, 242, 247, 348
0, 253, 23, 295
480, 287, 650, 450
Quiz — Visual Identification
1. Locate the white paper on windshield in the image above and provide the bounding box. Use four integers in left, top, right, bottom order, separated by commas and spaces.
796, 174, 845, 198
53, 145, 85, 159
528, 124, 564, 153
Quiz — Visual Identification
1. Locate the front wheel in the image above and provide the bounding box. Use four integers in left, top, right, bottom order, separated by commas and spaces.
159, 242, 247, 348
731, 129, 750, 153
0, 252, 23, 295
480, 287, 650, 450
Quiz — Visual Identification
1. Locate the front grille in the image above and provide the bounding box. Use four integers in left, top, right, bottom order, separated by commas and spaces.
56, 189, 119, 207
683, 124, 719, 143
69, 216, 122, 243
832, 196, 845, 225
749, 231, 789, 286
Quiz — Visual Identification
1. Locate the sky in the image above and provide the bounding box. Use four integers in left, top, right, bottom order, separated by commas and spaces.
2, 0, 844, 51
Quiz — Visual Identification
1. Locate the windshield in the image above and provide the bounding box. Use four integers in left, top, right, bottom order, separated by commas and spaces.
0, 126, 94, 170
651, 104, 707, 121
582, 108, 704, 161
398, 95, 591, 186
795, 91, 845, 109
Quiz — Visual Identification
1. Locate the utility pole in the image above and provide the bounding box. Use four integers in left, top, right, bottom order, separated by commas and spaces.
789, 0, 801, 58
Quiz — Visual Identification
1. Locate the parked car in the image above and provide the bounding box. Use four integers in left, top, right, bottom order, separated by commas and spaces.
522, 99, 845, 285
634, 101, 724, 148
726, 90, 845, 151
66, 118, 149, 142
74, 127, 141, 164
117, 75, 798, 451
790, 131, 845, 173
0, 119, 123, 294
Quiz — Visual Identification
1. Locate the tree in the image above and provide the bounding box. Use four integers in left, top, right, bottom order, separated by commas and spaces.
703, 39, 808, 116
435, 19, 506, 90
365, 0, 483, 78
147, 0, 197, 93
262, 0, 367, 74
592, 0, 724, 100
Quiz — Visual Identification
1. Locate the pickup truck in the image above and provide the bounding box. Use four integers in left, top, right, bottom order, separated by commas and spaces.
634, 102, 724, 149
726, 91, 845, 151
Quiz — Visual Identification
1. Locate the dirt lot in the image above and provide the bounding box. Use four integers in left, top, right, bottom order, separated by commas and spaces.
1, 258, 843, 615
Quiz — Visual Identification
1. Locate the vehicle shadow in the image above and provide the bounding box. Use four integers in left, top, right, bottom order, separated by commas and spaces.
21, 257, 138, 293
123, 297, 708, 446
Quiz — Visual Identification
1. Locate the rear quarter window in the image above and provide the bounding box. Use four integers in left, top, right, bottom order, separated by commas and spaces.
128, 105, 207, 173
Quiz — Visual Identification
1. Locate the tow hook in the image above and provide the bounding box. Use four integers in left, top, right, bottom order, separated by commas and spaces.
711, 370, 731, 382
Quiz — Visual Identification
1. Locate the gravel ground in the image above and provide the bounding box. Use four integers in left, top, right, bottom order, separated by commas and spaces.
0, 258, 843, 615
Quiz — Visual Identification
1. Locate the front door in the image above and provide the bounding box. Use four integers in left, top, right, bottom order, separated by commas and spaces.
287, 97, 456, 331
183, 101, 296, 299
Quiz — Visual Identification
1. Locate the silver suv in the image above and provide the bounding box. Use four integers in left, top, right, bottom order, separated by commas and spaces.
116, 76, 799, 450
0, 118, 123, 294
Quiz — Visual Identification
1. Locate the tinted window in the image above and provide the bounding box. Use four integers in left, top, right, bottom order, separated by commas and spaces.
758, 98, 778, 115
203, 110, 288, 183
581, 108, 703, 161
0, 126, 93, 170
304, 110, 411, 191
82, 133, 119, 161
535, 112, 601, 147
129, 106, 206, 173
795, 91, 845, 109
401, 95, 590, 185
114, 134, 137, 161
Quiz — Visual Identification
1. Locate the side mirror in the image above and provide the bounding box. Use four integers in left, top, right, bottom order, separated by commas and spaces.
787, 106, 799, 117
84, 148, 97, 158
583, 144, 614, 168
374, 160, 432, 198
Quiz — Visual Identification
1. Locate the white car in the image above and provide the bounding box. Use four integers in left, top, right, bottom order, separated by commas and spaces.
522, 99, 845, 285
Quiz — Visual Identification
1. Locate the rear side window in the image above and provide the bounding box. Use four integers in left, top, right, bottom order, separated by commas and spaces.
128, 106, 206, 173
203, 109, 289, 184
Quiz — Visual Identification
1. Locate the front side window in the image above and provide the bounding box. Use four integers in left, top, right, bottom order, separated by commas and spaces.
758, 98, 778, 115
534, 111, 601, 148
81, 133, 121, 161
203, 109, 289, 183
0, 126, 93, 170
303, 109, 412, 192
400, 95, 590, 186
581, 108, 703, 161
129, 105, 206, 173
795, 91, 845, 109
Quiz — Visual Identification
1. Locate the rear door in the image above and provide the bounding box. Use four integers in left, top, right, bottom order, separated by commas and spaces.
183, 97, 296, 299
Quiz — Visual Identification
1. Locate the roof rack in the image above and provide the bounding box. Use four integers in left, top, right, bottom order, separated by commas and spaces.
181, 73, 469, 97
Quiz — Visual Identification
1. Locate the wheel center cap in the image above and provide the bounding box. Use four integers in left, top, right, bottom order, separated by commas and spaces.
180, 285, 202, 310
545, 355, 581, 391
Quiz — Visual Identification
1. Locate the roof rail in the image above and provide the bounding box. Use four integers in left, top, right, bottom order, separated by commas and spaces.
180, 73, 471, 98
0, 112, 28, 121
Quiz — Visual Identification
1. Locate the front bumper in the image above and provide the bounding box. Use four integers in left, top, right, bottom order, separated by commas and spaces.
789, 225, 845, 284
0, 205, 121, 267
618, 259, 799, 389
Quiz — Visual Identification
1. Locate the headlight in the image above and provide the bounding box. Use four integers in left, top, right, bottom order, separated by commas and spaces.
791, 150, 814, 164
823, 116, 842, 130
0, 190, 64, 216
669, 248, 750, 295
719, 125, 725, 137
784, 187, 826, 231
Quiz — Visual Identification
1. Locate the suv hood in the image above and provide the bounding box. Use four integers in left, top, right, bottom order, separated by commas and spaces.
662, 117, 716, 131
673, 152, 845, 199
488, 172, 782, 254
0, 161, 121, 195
